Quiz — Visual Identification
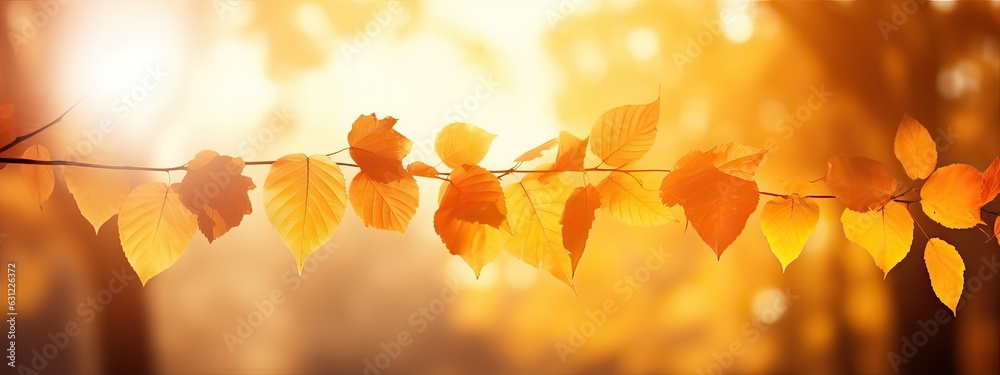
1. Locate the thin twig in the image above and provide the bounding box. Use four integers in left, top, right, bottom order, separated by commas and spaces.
0, 99, 82, 154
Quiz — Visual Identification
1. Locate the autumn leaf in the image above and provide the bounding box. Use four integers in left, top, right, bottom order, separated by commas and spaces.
349, 172, 419, 234
0, 104, 14, 170
561, 185, 601, 277
515, 138, 558, 162
826, 155, 897, 212
660, 162, 759, 258
435, 165, 509, 276
64, 165, 131, 233
599, 172, 676, 226
760, 195, 820, 271
176, 151, 256, 242
677, 143, 768, 181
118, 183, 198, 285
920, 164, 984, 229
981, 156, 1000, 204
264, 154, 347, 273
435, 122, 497, 169
589, 97, 659, 167
924, 238, 965, 315
19, 145, 55, 208
841, 201, 913, 276
348, 113, 412, 183
406, 161, 440, 178
505, 179, 574, 285
995, 220, 1000, 247
893, 113, 938, 180
539, 132, 588, 183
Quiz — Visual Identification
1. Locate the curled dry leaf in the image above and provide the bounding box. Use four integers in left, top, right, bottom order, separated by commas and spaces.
435, 122, 497, 169
841, 201, 913, 277
19, 145, 55, 208
349, 172, 419, 234
981, 156, 1000, 204
760, 195, 820, 271
589, 97, 659, 167
920, 164, 984, 229
561, 185, 601, 277
264, 154, 348, 273
435, 165, 509, 276
176, 150, 256, 242
348, 113, 412, 183
924, 238, 965, 315
826, 155, 897, 212
506, 179, 574, 285
406, 161, 440, 178
893, 113, 938, 180
118, 183, 198, 285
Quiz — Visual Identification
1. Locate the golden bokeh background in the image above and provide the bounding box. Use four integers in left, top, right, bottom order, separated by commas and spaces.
1, 1, 998, 374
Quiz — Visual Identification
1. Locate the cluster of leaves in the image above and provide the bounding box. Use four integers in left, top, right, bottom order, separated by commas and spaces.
1, 101, 999, 315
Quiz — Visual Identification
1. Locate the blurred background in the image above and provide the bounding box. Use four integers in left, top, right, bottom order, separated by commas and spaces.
1, 0, 999, 374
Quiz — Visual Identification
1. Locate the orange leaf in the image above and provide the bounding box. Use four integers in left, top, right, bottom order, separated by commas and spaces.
589, 97, 659, 167
349, 172, 419, 234
553, 131, 588, 171
760, 195, 820, 271
924, 238, 965, 315
505, 179, 574, 285
435, 165, 509, 276
660, 163, 759, 258
599, 172, 676, 226
514, 138, 557, 162
435, 123, 496, 169
264, 154, 347, 273
826, 155, 897, 212
118, 183, 198, 285
893, 113, 938, 180
561, 185, 601, 277
920, 164, 985, 229
406, 161, 440, 178
63, 165, 131, 233
841, 201, 913, 276
0, 104, 14, 169
19, 145, 54, 208
995, 219, 1000, 247
176, 150, 256, 243
348, 114, 412, 183
981, 156, 1000, 204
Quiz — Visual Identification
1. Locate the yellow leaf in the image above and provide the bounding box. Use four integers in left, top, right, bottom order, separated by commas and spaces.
63, 165, 131, 233
406, 161, 440, 178
924, 238, 965, 315
514, 138, 558, 162
264, 154, 347, 273
841, 201, 914, 276
599, 172, 676, 226
349, 172, 419, 234
561, 185, 601, 276
920, 164, 984, 229
118, 183, 198, 285
589, 97, 659, 167
505, 179, 574, 285
826, 154, 897, 212
435, 165, 509, 276
981, 156, 999, 204
19, 145, 54, 208
434, 123, 497, 169
995, 219, 1000, 247
760, 195, 820, 271
893, 113, 938, 180
348, 113, 412, 183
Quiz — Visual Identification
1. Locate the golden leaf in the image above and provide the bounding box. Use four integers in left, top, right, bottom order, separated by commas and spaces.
118, 183, 198, 285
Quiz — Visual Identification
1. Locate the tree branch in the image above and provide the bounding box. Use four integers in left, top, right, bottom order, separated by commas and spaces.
0, 99, 82, 154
